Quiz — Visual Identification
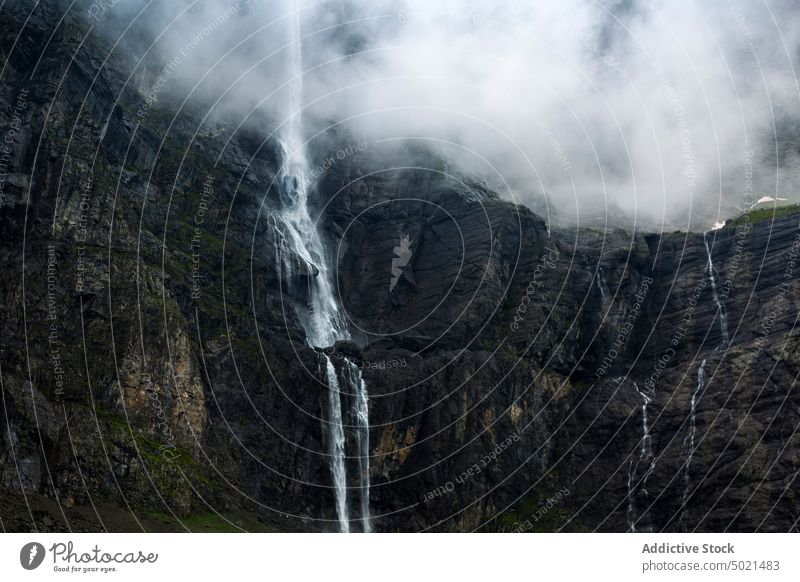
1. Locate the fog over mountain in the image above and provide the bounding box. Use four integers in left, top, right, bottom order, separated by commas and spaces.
98, 0, 800, 230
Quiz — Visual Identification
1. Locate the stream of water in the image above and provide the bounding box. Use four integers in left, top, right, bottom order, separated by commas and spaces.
273, 0, 371, 532
627, 382, 656, 532
703, 233, 730, 346
680, 358, 706, 529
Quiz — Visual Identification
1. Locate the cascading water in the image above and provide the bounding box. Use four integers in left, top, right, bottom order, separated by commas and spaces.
703, 233, 730, 346
324, 355, 349, 533
626, 461, 636, 532
272, 0, 371, 532
597, 266, 609, 301
347, 359, 372, 533
680, 358, 706, 530
274, 1, 345, 347
627, 382, 655, 532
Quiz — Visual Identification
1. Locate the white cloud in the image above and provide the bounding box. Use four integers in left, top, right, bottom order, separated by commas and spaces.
113, 0, 800, 230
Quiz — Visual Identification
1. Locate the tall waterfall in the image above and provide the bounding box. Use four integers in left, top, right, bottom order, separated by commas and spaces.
703, 233, 730, 346
680, 358, 706, 530
275, 1, 346, 348
273, 0, 371, 532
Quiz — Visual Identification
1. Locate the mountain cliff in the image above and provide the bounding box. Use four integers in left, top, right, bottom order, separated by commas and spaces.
1, 1, 798, 532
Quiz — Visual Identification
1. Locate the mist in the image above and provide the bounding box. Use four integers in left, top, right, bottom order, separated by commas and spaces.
94, 0, 800, 231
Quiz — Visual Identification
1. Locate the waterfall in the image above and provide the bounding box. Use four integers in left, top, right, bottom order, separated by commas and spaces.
635, 383, 655, 491
274, 0, 347, 347
703, 233, 730, 346
627, 382, 655, 532
680, 358, 706, 529
324, 355, 349, 533
273, 1, 371, 532
597, 266, 609, 301
626, 461, 637, 532
347, 359, 372, 532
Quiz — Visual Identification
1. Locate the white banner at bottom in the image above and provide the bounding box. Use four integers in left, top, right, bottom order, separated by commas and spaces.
1, 533, 797, 581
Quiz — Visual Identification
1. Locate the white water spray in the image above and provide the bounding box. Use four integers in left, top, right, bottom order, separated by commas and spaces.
274, 1, 370, 532
703, 233, 730, 346
272, 0, 347, 347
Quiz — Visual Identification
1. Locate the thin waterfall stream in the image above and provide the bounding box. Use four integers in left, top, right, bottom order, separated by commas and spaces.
597, 266, 609, 301
348, 359, 372, 533
703, 232, 730, 346
627, 382, 656, 532
324, 355, 349, 533
680, 358, 706, 530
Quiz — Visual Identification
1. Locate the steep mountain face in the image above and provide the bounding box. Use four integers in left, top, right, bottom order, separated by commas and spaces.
317, 145, 800, 532
1, 1, 798, 532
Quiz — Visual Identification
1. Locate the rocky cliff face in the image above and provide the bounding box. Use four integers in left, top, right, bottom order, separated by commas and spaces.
1, 1, 798, 532
316, 143, 800, 532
